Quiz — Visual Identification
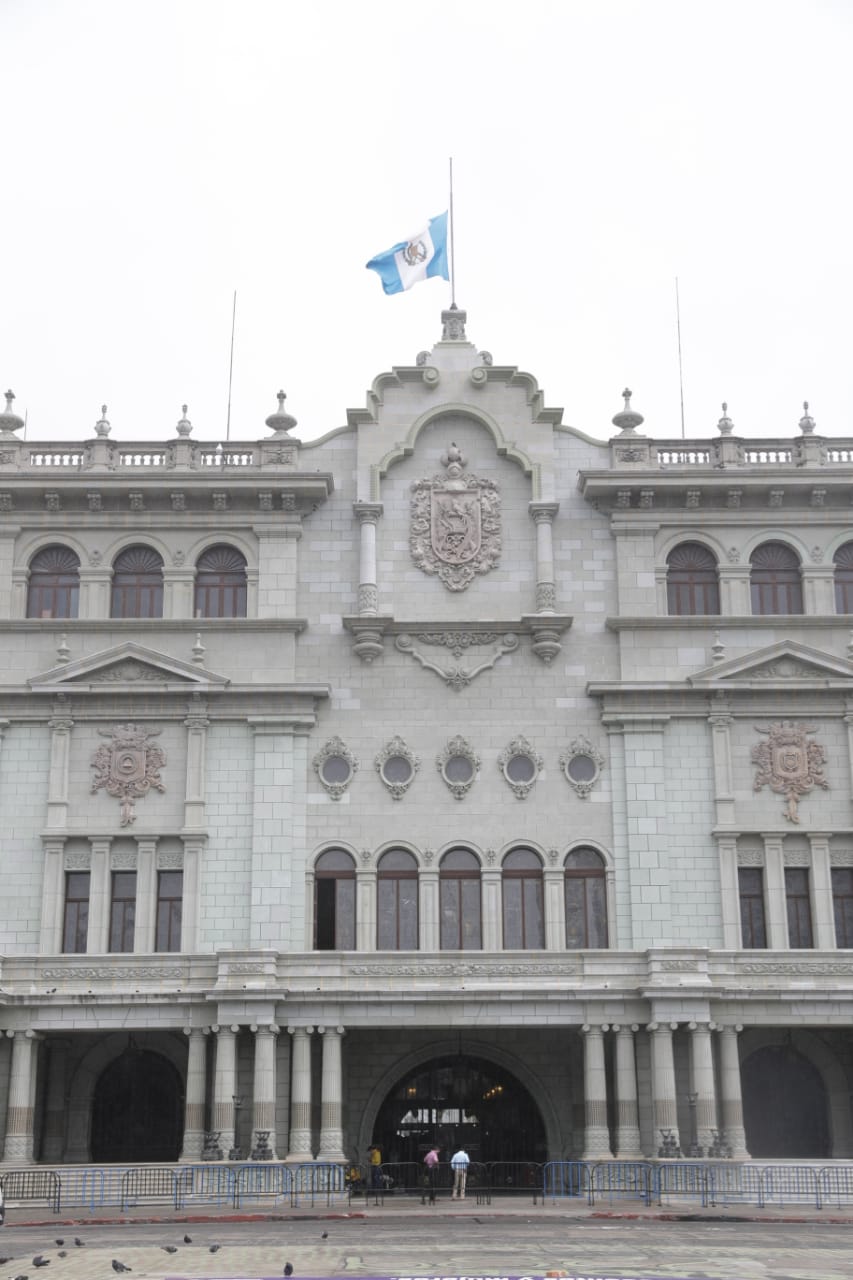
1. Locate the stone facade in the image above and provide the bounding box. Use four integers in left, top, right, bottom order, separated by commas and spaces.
0, 311, 852, 1165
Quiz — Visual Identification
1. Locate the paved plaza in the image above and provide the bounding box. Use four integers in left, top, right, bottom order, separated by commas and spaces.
0, 1201, 851, 1280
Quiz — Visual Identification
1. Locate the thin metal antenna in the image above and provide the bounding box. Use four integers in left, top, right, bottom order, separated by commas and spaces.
449, 157, 456, 306
23, 408, 27, 440
226, 289, 237, 442
675, 276, 686, 439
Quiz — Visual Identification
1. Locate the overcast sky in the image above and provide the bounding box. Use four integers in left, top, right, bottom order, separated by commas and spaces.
3, 0, 852, 445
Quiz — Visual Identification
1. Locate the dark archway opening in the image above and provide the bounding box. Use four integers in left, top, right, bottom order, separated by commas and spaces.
742, 1045, 829, 1158
372, 1054, 547, 1164
91, 1047, 184, 1163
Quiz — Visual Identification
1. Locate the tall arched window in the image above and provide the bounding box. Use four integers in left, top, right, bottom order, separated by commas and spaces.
666, 542, 720, 615
377, 849, 419, 950
750, 542, 803, 615
314, 849, 356, 950
26, 545, 80, 619
439, 848, 481, 950
502, 848, 544, 949
834, 542, 853, 614
194, 544, 248, 618
564, 848, 608, 948
111, 546, 164, 618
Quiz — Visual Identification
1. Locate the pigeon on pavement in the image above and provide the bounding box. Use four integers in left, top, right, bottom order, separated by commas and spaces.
111, 1263, 132, 1274
284, 1264, 294, 1276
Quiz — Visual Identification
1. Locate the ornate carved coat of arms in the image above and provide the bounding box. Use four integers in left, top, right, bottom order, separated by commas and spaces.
751, 720, 828, 823
410, 443, 501, 591
91, 723, 166, 826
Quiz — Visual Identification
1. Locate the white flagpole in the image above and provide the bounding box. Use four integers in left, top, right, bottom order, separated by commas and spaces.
226, 289, 237, 442
449, 157, 457, 306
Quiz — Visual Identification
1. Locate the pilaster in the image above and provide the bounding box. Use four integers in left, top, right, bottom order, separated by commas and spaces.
612, 1024, 643, 1159
580, 1024, 612, 1159
287, 1026, 314, 1160
179, 1027, 207, 1162
317, 1026, 346, 1162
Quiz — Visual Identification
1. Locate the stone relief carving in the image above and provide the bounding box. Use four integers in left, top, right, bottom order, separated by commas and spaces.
736, 848, 765, 867
436, 735, 480, 800
41, 965, 183, 980
88, 660, 168, 684
63, 850, 92, 871
738, 961, 853, 976
783, 849, 810, 867
110, 849, 138, 870
157, 850, 184, 870
410, 444, 501, 591
90, 723, 167, 827
830, 849, 853, 866
497, 735, 543, 800
312, 736, 358, 800
349, 961, 580, 978
750, 659, 822, 679
751, 721, 829, 823
559, 735, 606, 799
396, 631, 519, 691
375, 735, 420, 800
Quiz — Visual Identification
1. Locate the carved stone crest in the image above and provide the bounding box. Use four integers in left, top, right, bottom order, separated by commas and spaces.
410, 444, 500, 591
91, 723, 167, 826
751, 721, 828, 823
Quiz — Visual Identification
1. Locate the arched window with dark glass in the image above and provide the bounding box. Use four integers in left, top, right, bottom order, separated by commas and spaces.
314, 849, 356, 950
377, 849, 419, 950
834, 542, 853, 614
666, 542, 720, 615
110, 545, 164, 618
194, 544, 248, 618
750, 542, 803, 615
26, 545, 80, 619
564, 848, 608, 948
439, 848, 481, 950
502, 848, 544, 950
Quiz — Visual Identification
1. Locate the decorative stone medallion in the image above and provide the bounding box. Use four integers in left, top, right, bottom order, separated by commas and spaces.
313, 736, 358, 800
375, 735, 420, 800
560, 735, 606, 799
410, 443, 500, 591
436, 735, 480, 800
498, 735, 543, 799
751, 720, 829, 823
90, 723, 167, 827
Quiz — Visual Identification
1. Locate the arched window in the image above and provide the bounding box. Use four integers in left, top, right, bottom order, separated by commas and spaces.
194, 544, 248, 618
834, 542, 853, 614
26, 545, 80, 619
111, 546, 164, 619
439, 849, 481, 950
666, 542, 720, 615
750, 542, 803, 615
377, 849, 419, 950
564, 848, 608, 948
502, 848, 544, 949
314, 849, 356, 950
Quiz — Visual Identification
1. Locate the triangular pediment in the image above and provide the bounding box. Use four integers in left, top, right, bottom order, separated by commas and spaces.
29, 642, 230, 692
688, 640, 853, 686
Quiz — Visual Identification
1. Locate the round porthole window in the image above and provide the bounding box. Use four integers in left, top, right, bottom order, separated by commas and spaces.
505, 753, 536, 784
320, 754, 352, 786
444, 754, 474, 784
382, 754, 413, 786
566, 753, 597, 784
559, 737, 606, 798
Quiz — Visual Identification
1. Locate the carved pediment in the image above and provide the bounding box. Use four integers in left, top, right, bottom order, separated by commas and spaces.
688, 640, 853, 687
29, 641, 230, 692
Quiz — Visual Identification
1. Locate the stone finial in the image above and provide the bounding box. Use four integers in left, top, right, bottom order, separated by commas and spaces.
441, 304, 467, 341
265, 389, 297, 436
717, 402, 734, 435
94, 404, 111, 437
798, 400, 816, 434
611, 388, 644, 435
0, 389, 25, 435
175, 404, 193, 437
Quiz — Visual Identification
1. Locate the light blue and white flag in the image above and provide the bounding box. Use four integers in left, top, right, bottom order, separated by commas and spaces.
366, 211, 449, 295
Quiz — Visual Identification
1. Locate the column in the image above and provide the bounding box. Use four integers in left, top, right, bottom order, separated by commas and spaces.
134, 837, 157, 953
648, 1022, 681, 1153
688, 1022, 718, 1154
354, 502, 383, 615
3, 1030, 39, 1164
529, 502, 559, 612
317, 1026, 346, 1162
39, 836, 66, 951
46, 705, 73, 829
182, 837, 204, 953
87, 837, 111, 953
481, 866, 502, 951
287, 1026, 314, 1160
183, 697, 209, 831
41, 1038, 69, 1163
719, 1025, 749, 1159
612, 1024, 643, 1159
808, 834, 836, 949
356, 864, 376, 952
212, 1024, 239, 1157
251, 1024, 280, 1160
580, 1024, 612, 1159
179, 1027, 207, 1162
708, 701, 735, 826
717, 835, 741, 949
762, 835, 788, 949
420, 866, 439, 951
544, 866, 565, 950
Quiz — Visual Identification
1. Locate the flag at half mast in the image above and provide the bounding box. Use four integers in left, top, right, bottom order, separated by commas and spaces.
366, 211, 449, 295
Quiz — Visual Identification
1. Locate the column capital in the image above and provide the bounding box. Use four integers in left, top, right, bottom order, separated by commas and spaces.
353, 501, 384, 524
183, 1025, 208, 1037
528, 500, 560, 523
287, 1025, 314, 1035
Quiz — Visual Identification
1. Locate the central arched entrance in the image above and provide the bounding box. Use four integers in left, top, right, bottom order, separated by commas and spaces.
372, 1053, 547, 1164
91, 1047, 184, 1163
742, 1045, 829, 1158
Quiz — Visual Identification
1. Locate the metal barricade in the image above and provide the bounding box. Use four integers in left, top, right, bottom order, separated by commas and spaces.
588, 1161, 653, 1207
760, 1165, 821, 1209
0, 1169, 62, 1213
291, 1162, 347, 1208
182, 1163, 236, 1206
542, 1160, 586, 1202
819, 1165, 853, 1208
487, 1161, 542, 1198
235, 1162, 292, 1208
656, 1161, 710, 1207
120, 1167, 180, 1210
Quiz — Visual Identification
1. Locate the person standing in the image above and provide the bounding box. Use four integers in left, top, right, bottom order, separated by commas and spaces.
450, 1145, 470, 1200
423, 1144, 440, 1204
368, 1144, 382, 1190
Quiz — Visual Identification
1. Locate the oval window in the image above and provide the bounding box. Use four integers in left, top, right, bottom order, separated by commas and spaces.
444, 755, 474, 784
320, 755, 352, 786
505, 753, 536, 783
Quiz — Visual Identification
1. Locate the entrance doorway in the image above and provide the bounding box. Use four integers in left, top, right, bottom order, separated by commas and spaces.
372, 1054, 547, 1164
91, 1047, 184, 1163
742, 1045, 829, 1157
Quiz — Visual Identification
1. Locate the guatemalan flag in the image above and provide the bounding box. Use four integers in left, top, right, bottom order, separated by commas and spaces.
366, 211, 450, 295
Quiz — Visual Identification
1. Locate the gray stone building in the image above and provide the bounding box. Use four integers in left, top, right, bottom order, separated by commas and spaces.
1, 306, 852, 1168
